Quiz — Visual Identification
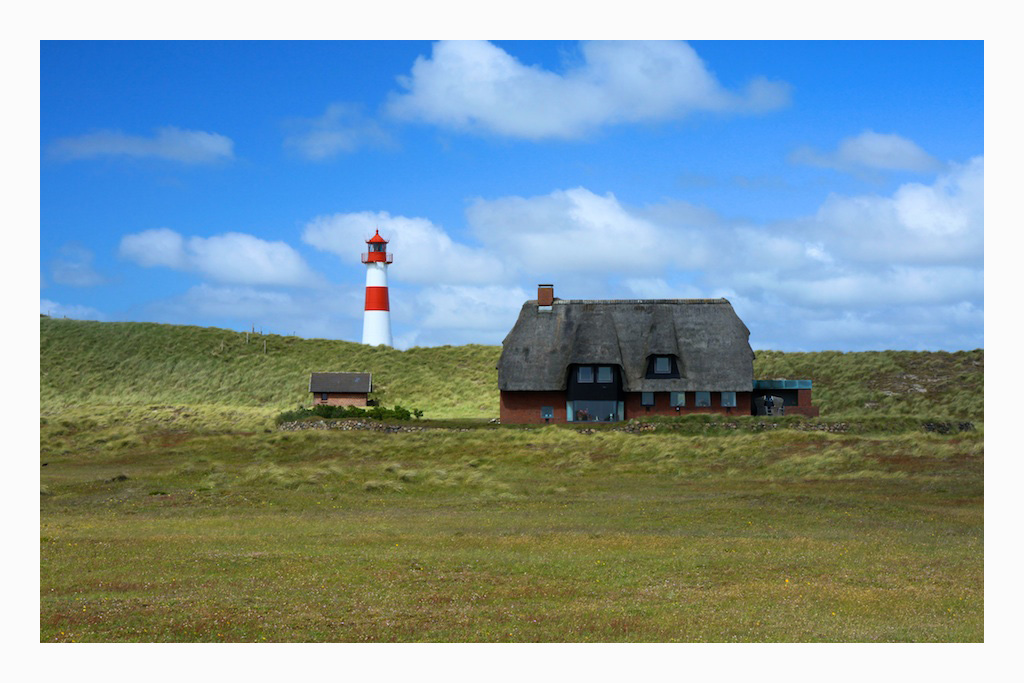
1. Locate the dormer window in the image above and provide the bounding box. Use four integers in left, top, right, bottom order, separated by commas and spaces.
577, 366, 594, 383
596, 366, 613, 383
645, 355, 680, 379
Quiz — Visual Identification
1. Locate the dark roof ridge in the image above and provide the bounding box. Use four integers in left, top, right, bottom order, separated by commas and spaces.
548, 298, 730, 305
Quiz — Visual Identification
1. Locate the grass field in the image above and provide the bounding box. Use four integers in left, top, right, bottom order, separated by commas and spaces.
39, 318, 984, 642
40, 414, 982, 642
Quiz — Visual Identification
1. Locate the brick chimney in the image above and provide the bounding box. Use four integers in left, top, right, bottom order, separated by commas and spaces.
538, 284, 554, 307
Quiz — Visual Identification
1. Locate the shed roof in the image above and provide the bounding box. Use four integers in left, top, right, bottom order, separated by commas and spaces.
309, 372, 372, 394
498, 298, 753, 392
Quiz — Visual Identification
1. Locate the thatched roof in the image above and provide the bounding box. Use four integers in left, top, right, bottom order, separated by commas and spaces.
309, 372, 372, 394
498, 299, 753, 392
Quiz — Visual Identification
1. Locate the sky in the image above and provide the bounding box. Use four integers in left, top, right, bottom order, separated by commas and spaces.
39, 40, 984, 351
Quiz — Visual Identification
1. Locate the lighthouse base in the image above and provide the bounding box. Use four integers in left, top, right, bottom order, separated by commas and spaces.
362, 310, 393, 347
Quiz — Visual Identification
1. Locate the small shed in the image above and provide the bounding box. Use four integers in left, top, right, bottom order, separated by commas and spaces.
309, 372, 372, 407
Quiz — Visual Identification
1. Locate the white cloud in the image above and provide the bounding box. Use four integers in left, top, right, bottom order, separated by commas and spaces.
808, 156, 983, 265
467, 187, 666, 274
302, 211, 508, 285
387, 41, 790, 139
146, 283, 362, 342
791, 130, 942, 173
50, 243, 103, 286
284, 103, 393, 160
119, 228, 186, 268
49, 126, 234, 164
119, 229, 319, 286
417, 284, 529, 331
40, 298, 105, 321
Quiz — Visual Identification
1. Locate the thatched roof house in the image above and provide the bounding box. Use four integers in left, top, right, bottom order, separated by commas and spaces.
499, 297, 754, 393
499, 285, 777, 423
498, 285, 817, 423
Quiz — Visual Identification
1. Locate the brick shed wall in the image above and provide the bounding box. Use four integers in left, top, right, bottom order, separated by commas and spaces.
313, 392, 368, 407
500, 391, 567, 424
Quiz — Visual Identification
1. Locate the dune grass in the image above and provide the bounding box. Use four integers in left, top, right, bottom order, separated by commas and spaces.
39, 317, 983, 642
41, 317, 983, 420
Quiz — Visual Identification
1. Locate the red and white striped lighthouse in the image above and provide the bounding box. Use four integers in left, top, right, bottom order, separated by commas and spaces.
361, 229, 393, 347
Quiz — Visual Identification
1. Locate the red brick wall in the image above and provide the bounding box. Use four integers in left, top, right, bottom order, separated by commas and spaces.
500, 391, 566, 424
624, 391, 752, 418
313, 392, 368, 407
500, 390, 755, 423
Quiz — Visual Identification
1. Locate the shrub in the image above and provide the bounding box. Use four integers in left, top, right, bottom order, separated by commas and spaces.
275, 403, 423, 424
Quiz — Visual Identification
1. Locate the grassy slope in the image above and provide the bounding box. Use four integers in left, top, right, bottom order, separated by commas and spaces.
39, 318, 985, 642
40, 425, 983, 642
41, 317, 984, 421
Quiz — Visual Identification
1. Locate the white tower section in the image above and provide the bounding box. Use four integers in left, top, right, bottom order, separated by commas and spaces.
361, 230, 393, 347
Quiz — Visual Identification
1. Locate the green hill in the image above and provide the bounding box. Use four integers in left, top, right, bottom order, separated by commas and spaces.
39, 317, 983, 420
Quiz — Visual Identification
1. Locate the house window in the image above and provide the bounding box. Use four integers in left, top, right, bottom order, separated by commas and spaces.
541, 406, 554, 419
695, 391, 711, 407
670, 391, 685, 407
577, 366, 594, 383
596, 366, 613, 383
721, 391, 737, 407
641, 392, 655, 406
654, 356, 671, 374
321, 393, 328, 401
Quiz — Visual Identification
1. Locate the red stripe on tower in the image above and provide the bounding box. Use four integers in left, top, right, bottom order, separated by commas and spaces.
365, 286, 390, 311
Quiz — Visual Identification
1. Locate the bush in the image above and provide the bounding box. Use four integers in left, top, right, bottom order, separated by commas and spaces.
275, 403, 423, 424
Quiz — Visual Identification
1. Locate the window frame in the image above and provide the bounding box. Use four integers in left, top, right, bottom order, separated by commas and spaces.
720, 391, 737, 408
695, 391, 711, 407
577, 366, 594, 383
641, 391, 655, 406
670, 391, 685, 407
596, 366, 613, 383
654, 356, 672, 374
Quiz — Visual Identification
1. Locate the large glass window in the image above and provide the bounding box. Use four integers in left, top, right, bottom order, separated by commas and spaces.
695, 391, 711, 407
571, 400, 620, 422
721, 392, 737, 407
654, 356, 671, 374
641, 392, 655, 406
596, 366, 613, 383
577, 366, 594, 383
670, 391, 685, 407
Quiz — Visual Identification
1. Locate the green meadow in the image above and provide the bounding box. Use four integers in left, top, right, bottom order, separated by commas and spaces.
39, 318, 983, 642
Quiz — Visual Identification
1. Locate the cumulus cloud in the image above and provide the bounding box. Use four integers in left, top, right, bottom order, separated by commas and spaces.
467, 187, 666, 274
119, 229, 319, 286
40, 298, 105, 321
806, 156, 983, 265
791, 130, 943, 173
284, 103, 393, 160
417, 284, 529, 331
386, 41, 791, 139
49, 126, 234, 164
302, 210, 508, 285
453, 159, 983, 350
50, 243, 104, 286
141, 283, 363, 343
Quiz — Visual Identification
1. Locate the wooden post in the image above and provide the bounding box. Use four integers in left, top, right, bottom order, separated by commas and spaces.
263, 340, 267, 354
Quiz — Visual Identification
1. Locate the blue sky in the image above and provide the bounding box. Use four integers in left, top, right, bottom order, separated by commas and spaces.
39, 40, 984, 350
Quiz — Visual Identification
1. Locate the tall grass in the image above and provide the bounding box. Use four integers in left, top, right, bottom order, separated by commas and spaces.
41, 318, 983, 420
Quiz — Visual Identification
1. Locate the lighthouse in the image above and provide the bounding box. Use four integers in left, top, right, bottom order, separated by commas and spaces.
361, 229, 393, 347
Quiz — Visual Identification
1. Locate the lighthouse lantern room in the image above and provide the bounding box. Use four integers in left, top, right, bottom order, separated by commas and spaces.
361, 230, 393, 347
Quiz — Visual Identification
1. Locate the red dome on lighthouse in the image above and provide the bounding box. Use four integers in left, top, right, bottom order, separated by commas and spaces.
362, 229, 393, 264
